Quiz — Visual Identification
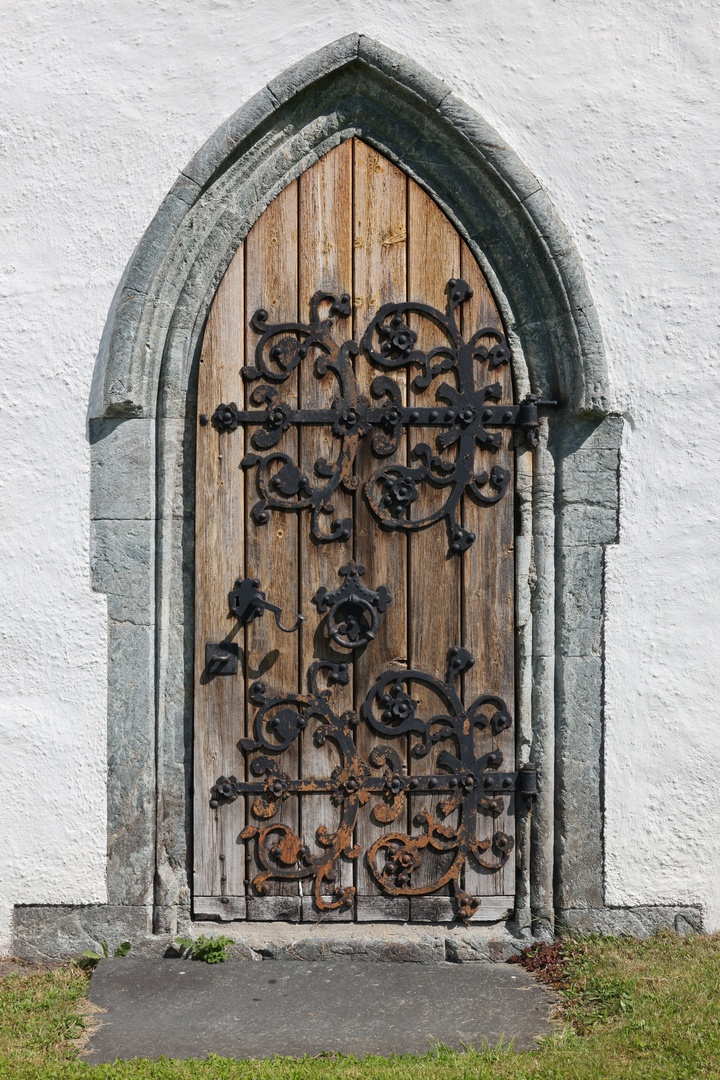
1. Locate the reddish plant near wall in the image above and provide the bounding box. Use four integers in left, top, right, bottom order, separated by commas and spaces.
508, 941, 566, 988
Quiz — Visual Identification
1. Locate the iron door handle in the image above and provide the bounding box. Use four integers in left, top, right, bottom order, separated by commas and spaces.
228, 576, 305, 633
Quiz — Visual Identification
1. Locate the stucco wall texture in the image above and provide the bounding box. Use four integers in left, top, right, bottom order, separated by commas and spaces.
0, 0, 718, 951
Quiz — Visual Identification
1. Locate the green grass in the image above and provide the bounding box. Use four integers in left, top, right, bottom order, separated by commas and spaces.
1, 932, 719, 1079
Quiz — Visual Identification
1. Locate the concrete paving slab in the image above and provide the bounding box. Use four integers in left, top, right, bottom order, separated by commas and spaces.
86, 958, 554, 1061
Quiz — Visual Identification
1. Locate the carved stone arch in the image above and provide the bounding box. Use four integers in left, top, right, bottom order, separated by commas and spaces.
16, 35, 639, 960
91, 36, 609, 421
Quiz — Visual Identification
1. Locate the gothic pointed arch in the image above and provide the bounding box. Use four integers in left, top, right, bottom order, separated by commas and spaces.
90, 34, 609, 422
82, 36, 625, 947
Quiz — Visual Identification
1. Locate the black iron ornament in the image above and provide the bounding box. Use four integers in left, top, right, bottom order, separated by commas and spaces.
204, 642, 239, 676
211, 401, 241, 432
312, 561, 391, 649
209, 647, 537, 920
208, 278, 556, 552
228, 576, 304, 633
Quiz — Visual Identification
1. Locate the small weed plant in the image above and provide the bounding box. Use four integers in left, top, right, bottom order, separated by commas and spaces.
79, 940, 132, 968
174, 934, 234, 963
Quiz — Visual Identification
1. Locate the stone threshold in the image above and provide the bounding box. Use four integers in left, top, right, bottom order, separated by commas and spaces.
12, 904, 530, 963
13, 902, 703, 963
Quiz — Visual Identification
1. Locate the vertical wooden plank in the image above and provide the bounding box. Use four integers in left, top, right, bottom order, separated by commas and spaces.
244, 183, 300, 911
352, 140, 408, 913
407, 182, 461, 896
298, 141, 354, 918
460, 242, 516, 904
194, 146, 517, 925
194, 247, 246, 907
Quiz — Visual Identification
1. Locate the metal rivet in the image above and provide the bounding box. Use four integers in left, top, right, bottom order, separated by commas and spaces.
428, 777, 437, 789
199, 414, 209, 426
219, 854, 225, 861
409, 410, 419, 421
428, 410, 438, 421
221, 897, 230, 904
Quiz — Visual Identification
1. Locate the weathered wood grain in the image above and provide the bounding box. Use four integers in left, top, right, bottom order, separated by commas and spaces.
194, 247, 246, 903
407, 182, 462, 895
410, 895, 514, 923
194, 896, 247, 921
298, 141, 355, 915
246, 896, 301, 922
459, 242, 516, 902
244, 182, 301, 901
352, 139, 409, 914
194, 141, 517, 923
356, 896, 410, 922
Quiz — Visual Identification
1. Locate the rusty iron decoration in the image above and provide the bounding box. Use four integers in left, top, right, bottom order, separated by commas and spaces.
210, 648, 536, 920
210, 279, 555, 553
312, 560, 391, 649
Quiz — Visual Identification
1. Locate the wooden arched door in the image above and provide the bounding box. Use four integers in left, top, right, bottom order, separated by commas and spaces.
194, 138, 523, 924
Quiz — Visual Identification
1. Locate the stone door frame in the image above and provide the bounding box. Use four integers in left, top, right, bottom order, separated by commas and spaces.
14, 34, 702, 959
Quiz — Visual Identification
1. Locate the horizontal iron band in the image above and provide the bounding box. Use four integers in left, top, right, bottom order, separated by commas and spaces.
230, 405, 520, 426
229, 771, 520, 795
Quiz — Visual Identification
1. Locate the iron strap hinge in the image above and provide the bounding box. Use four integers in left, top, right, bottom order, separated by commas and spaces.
212, 767, 537, 801
198, 277, 559, 552
201, 395, 557, 445
207, 648, 536, 921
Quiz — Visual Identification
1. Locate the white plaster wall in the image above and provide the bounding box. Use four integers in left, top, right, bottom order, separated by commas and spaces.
1, 0, 718, 950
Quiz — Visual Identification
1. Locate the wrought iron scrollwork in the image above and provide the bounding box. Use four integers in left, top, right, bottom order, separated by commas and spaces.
241, 292, 359, 542
312, 561, 391, 649
361, 281, 513, 552
210, 648, 536, 920
208, 278, 556, 552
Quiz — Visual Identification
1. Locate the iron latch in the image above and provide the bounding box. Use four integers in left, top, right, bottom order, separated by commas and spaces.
228, 576, 305, 633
